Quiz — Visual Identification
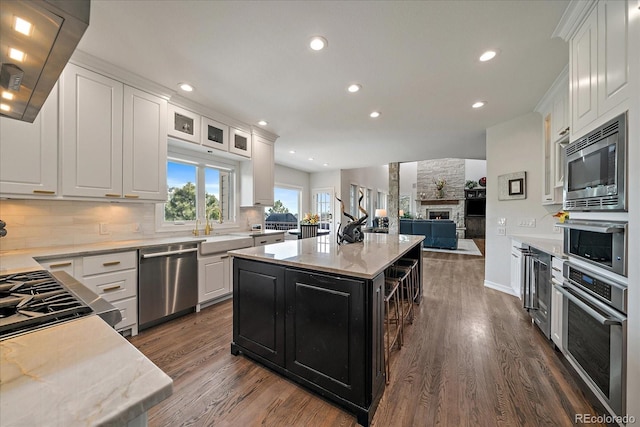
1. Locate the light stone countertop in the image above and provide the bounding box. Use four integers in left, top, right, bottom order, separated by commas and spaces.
0, 231, 285, 275
0, 315, 173, 426
511, 235, 565, 257
229, 233, 425, 280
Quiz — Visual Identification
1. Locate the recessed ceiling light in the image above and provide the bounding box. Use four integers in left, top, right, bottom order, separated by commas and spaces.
347, 84, 361, 93
289, 150, 296, 154
178, 83, 194, 92
479, 50, 498, 62
14, 17, 33, 36
308, 157, 314, 161
0, 104, 11, 112
8, 48, 25, 62
258, 120, 268, 126
309, 36, 327, 51
370, 111, 381, 118
323, 163, 329, 167
472, 101, 486, 109
2, 91, 14, 100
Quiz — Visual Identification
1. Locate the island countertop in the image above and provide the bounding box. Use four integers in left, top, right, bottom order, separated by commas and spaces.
228, 233, 425, 279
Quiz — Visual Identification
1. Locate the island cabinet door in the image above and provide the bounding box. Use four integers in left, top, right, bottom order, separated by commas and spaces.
284, 269, 367, 406
233, 259, 286, 366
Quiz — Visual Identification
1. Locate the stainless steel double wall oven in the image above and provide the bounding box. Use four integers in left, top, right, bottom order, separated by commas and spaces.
556, 111, 629, 418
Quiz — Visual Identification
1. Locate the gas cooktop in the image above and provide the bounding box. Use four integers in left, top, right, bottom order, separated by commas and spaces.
0, 270, 93, 339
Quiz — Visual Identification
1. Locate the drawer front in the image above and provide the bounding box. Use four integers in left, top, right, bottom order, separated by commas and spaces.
82, 270, 137, 302
83, 251, 137, 275
112, 296, 137, 331
40, 259, 75, 276
551, 257, 564, 283
254, 234, 284, 246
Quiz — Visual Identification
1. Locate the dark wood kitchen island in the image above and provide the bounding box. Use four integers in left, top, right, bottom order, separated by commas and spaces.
229, 233, 424, 426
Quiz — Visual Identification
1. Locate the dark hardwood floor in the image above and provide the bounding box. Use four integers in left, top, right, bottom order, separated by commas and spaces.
129, 239, 606, 426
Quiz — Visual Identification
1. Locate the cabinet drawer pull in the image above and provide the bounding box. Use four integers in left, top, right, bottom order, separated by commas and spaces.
512, 253, 518, 258
558, 126, 570, 137
259, 240, 267, 244
103, 285, 122, 292
103, 261, 121, 267
49, 262, 72, 268
124, 194, 139, 199
552, 267, 562, 272
275, 239, 283, 242
33, 190, 55, 194
220, 255, 229, 259
105, 193, 121, 198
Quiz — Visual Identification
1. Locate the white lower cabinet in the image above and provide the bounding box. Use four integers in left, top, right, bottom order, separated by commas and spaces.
198, 252, 231, 306
81, 251, 138, 336
253, 233, 285, 247
550, 256, 565, 351
38, 257, 76, 277
510, 241, 525, 296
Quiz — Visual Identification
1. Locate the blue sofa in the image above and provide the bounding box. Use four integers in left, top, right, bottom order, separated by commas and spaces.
399, 219, 458, 250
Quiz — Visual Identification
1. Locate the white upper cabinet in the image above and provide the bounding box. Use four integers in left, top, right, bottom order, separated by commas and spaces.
229, 127, 252, 158
168, 104, 200, 144
596, 0, 629, 115
536, 67, 568, 205
0, 83, 58, 196
569, 0, 630, 138
122, 86, 168, 201
201, 116, 229, 152
240, 134, 274, 207
61, 64, 124, 198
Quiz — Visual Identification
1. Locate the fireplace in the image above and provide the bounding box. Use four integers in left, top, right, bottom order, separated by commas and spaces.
427, 209, 451, 220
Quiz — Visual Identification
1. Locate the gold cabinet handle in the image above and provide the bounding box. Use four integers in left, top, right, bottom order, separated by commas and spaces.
103, 285, 121, 292
103, 261, 121, 267
221, 255, 230, 259
33, 190, 55, 195
558, 126, 570, 137
105, 193, 121, 198
124, 194, 139, 199
49, 262, 72, 268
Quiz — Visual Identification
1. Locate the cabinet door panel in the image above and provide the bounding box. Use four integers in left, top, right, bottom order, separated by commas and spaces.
252, 136, 274, 206
571, 8, 598, 136
597, 0, 629, 115
61, 64, 123, 197
233, 259, 285, 366
123, 86, 167, 200
0, 84, 58, 195
199, 254, 230, 303
285, 270, 366, 406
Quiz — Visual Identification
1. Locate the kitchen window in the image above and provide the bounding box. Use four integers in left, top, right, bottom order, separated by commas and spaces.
156, 145, 236, 232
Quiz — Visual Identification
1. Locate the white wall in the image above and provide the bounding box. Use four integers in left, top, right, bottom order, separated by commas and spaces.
464, 159, 487, 183
484, 112, 562, 296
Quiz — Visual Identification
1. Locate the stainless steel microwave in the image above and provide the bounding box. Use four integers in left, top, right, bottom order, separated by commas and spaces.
563, 112, 627, 211
560, 219, 627, 277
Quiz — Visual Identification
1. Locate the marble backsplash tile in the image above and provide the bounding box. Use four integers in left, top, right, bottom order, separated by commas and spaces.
0, 200, 260, 251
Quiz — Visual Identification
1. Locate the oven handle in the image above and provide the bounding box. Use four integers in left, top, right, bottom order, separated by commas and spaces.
555, 285, 622, 326
555, 219, 626, 233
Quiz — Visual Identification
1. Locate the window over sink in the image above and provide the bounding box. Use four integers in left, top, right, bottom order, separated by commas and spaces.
156, 144, 236, 232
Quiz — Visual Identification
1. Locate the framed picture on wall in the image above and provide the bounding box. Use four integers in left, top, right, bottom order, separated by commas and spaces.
508, 178, 524, 196
498, 171, 526, 200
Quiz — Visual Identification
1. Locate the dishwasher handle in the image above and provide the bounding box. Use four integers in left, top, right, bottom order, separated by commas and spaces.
140, 247, 198, 259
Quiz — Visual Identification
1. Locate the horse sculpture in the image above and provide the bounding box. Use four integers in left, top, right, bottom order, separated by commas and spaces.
336, 190, 369, 244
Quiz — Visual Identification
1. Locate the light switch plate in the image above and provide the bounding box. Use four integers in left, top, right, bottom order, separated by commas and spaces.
99, 223, 110, 235
497, 227, 506, 235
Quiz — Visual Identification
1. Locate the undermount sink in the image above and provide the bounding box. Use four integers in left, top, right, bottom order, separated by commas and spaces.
200, 235, 254, 255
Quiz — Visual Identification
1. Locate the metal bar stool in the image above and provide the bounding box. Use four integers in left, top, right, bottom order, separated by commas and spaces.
387, 263, 414, 327
383, 272, 403, 384
398, 257, 419, 305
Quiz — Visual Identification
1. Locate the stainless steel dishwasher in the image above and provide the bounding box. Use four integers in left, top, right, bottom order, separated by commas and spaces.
138, 242, 198, 330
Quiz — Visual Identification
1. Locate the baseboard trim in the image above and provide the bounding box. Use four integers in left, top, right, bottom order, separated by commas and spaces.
484, 280, 519, 297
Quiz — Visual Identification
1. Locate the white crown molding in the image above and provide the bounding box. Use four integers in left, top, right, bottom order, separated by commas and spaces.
251, 127, 279, 142
534, 63, 569, 113
70, 50, 174, 99
553, 0, 598, 41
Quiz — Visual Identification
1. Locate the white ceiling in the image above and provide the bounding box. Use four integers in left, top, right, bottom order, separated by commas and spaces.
76, 0, 570, 173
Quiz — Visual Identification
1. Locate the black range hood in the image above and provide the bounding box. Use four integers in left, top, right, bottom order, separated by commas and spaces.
0, 0, 90, 123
